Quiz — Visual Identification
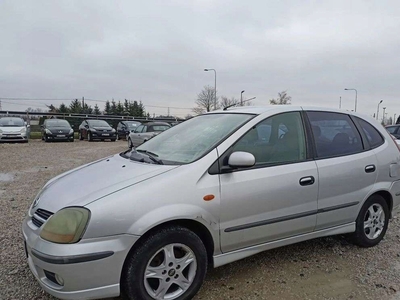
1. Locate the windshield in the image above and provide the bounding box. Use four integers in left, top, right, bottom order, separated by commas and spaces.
87, 120, 110, 127
0, 117, 25, 127
46, 120, 70, 127
129, 113, 254, 164
125, 121, 141, 129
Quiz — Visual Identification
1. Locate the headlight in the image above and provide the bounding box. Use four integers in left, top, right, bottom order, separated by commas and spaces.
111, 128, 116, 132
21, 127, 27, 133
69, 129, 74, 134
91, 128, 96, 132
40, 207, 90, 244
45, 129, 52, 134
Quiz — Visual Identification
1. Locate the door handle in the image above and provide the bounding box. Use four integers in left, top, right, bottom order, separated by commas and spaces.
365, 165, 376, 173
299, 176, 315, 186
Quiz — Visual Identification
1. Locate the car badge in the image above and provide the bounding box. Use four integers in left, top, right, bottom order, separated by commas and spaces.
59, 130, 62, 133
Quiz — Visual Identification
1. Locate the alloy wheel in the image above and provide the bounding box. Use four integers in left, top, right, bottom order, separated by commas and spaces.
144, 243, 197, 300
364, 203, 385, 240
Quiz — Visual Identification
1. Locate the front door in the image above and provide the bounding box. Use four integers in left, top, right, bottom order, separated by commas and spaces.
219, 111, 319, 253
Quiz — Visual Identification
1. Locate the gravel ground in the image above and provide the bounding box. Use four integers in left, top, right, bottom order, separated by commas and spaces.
1, 140, 400, 300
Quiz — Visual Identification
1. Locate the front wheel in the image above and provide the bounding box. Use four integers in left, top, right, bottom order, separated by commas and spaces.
122, 226, 207, 300
350, 195, 389, 248
88, 132, 92, 142
79, 131, 83, 140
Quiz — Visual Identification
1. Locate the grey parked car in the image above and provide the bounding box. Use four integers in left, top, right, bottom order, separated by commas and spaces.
23, 106, 400, 300
127, 121, 171, 148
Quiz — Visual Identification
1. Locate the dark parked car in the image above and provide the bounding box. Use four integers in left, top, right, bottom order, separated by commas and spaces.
41, 119, 74, 142
386, 125, 400, 139
78, 119, 116, 142
116, 120, 141, 140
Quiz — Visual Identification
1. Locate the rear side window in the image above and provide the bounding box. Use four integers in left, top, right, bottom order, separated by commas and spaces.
307, 111, 363, 158
355, 117, 384, 148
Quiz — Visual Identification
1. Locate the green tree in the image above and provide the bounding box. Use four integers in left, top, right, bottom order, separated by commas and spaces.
104, 101, 111, 114
69, 99, 83, 113
124, 99, 129, 113
94, 104, 101, 115
116, 101, 124, 114
46, 104, 58, 113
58, 103, 69, 113
110, 100, 117, 114
270, 90, 291, 105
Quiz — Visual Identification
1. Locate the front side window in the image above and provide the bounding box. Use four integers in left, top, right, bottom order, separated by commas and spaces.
386, 126, 397, 134
135, 125, 144, 133
307, 111, 363, 158
355, 117, 384, 148
231, 112, 306, 165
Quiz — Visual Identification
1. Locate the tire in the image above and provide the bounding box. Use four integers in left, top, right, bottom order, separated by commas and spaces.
88, 132, 92, 142
128, 138, 133, 149
111, 139, 116, 142
116, 134, 119, 141
79, 131, 83, 141
44, 134, 49, 143
349, 195, 389, 248
122, 226, 207, 300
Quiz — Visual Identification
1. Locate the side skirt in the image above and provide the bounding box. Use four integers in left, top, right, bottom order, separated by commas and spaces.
213, 223, 355, 268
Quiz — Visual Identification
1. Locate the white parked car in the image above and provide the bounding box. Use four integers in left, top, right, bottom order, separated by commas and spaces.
0, 117, 30, 143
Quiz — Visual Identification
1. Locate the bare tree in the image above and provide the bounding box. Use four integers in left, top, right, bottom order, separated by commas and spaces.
270, 90, 291, 105
193, 85, 219, 115
220, 96, 253, 109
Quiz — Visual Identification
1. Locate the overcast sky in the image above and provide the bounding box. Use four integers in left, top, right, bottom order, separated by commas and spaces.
1, 0, 400, 120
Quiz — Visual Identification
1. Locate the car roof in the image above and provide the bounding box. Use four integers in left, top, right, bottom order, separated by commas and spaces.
143, 122, 171, 126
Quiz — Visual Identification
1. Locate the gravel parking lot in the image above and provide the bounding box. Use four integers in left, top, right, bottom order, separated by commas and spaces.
1, 140, 400, 300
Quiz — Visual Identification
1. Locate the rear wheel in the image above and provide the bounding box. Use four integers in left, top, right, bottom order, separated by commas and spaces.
122, 226, 207, 300
79, 131, 83, 140
128, 138, 133, 149
44, 134, 49, 142
349, 195, 389, 247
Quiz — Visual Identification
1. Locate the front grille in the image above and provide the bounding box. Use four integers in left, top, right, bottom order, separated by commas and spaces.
32, 209, 53, 228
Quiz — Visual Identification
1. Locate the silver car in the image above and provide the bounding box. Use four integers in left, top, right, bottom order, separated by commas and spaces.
0, 117, 30, 142
127, 121, 171, 148
22, 106, 400, 300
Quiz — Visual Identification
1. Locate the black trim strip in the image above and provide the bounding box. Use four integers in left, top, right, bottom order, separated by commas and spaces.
225, 210, 318, 232
317, 201, 359, 213
225, 201, 360, 233
31, 249, 114, 264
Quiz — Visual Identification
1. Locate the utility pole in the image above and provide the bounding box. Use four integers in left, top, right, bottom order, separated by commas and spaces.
382, 107, 386, 125
394, 114, 397, 125
0, 100, 2, 111
82, 96, 85, 108
339, 96, 341, 109
167, 107, 170, 116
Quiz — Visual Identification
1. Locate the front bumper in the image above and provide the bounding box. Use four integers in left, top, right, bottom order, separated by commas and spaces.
91, 132, 116, 139
0, 133, 28, 142
22, 216, 140, 300
45, 133, 74, 141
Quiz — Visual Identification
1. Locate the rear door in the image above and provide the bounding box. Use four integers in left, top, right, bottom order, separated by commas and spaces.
306, 111, 378, 230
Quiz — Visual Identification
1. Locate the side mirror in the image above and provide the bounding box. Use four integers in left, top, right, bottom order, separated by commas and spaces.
26, 124, 31, 128
40, 125, 44, 128
228, 151, 255, 168
85, 125, 89, 128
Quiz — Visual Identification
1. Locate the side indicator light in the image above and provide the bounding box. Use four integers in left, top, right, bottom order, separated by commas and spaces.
203, 194, 215, 201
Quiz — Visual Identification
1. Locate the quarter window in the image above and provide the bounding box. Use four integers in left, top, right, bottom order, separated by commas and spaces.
355, 117, 384, 148
231, 112, 306, 165
307, 111, 363, 158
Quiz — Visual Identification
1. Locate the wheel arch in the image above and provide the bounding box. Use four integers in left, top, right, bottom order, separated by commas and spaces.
121, 218, 216, 282
371, 190, 393, 217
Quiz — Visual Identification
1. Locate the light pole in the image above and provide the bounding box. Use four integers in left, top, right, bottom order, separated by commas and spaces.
382, 107, 386, 125
339, 96, 342, 109
204, 69, 217, 110
394, 114, 397, 125
344, 88, 358, 112
376, 100, 383, 120
240, 90, 245, 106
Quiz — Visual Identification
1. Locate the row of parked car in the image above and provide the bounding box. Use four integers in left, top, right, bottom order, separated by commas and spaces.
0, 116, 172, 147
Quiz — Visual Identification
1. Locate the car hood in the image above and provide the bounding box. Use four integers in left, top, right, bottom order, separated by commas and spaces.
0, 126, 25, 133
31, 154, 179, 214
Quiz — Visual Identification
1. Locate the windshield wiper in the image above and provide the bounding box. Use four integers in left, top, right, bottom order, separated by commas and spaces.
135, 149, 164, 165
